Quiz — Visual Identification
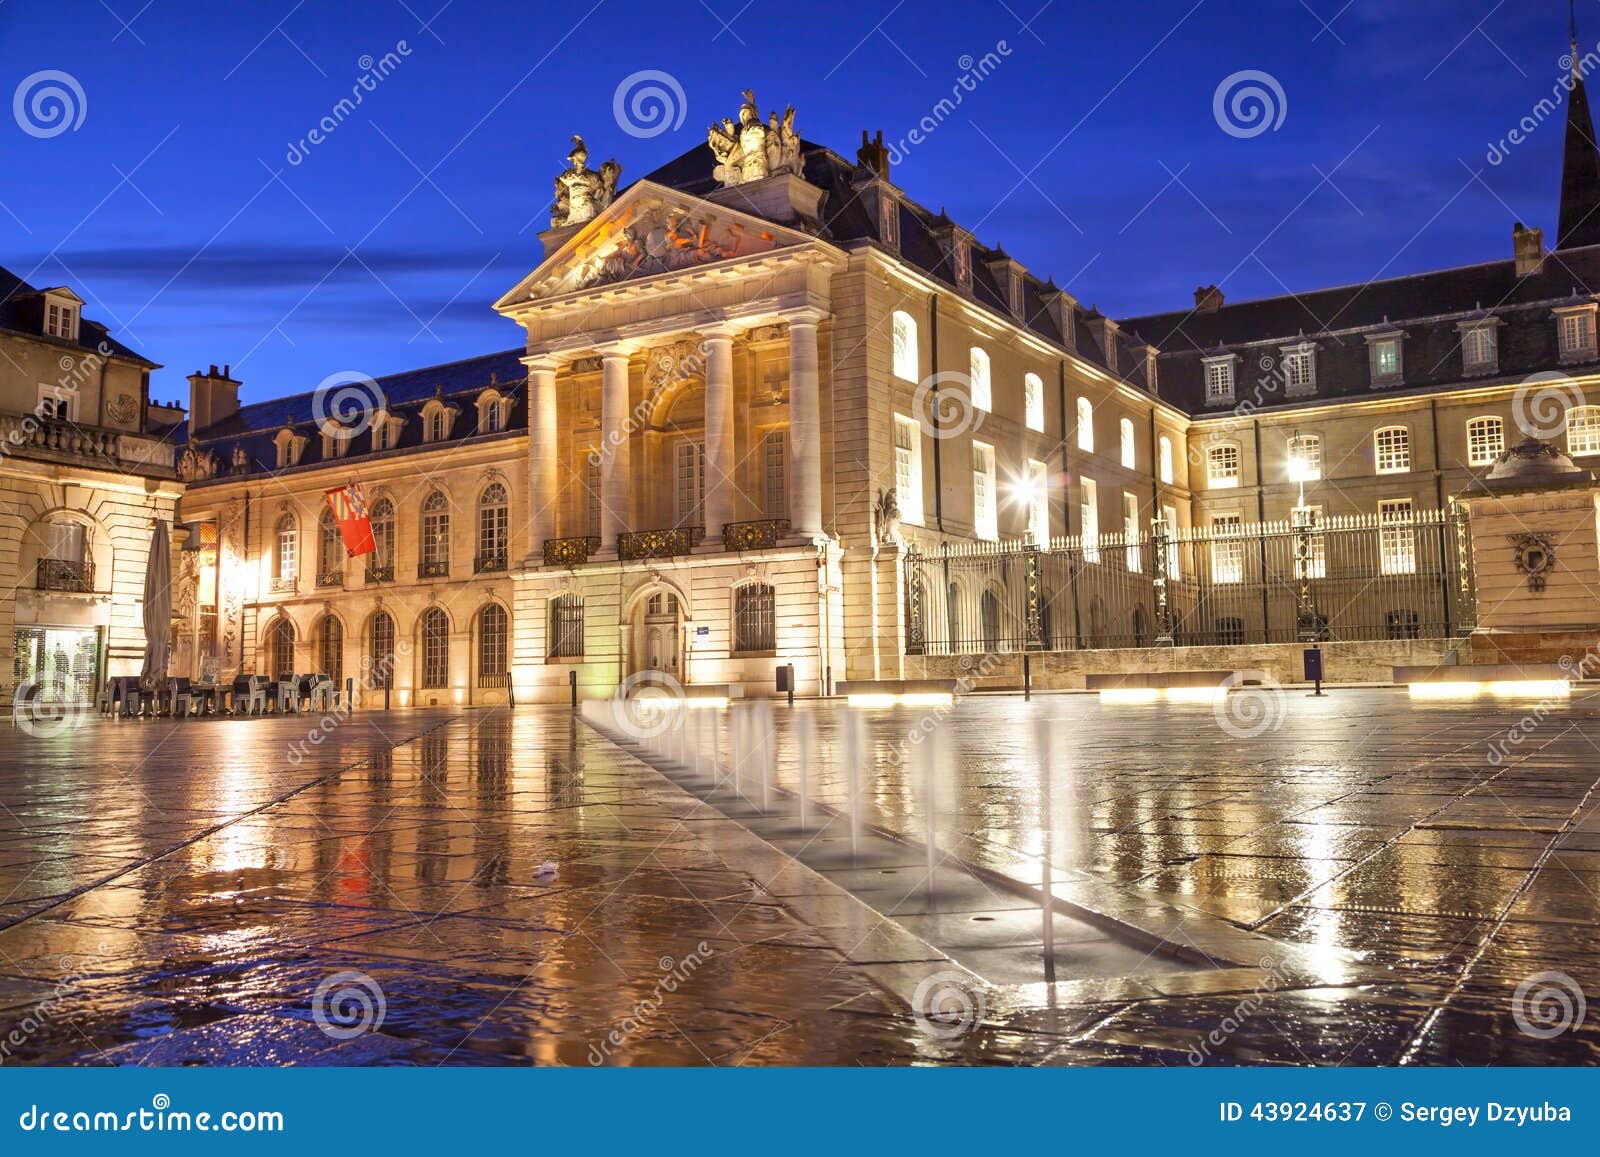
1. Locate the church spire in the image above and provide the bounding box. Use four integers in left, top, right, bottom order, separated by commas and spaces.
1559, 0, 1600, 249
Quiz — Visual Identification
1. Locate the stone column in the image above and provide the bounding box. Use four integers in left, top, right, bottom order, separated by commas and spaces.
523, 356, 559, 562
701, 327, 737, 542
598, 348, 633, 553
786, 312, 825, 539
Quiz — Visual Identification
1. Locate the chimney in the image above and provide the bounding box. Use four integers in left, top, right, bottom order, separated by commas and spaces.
984, 248, 1027, 320
187, 364, 241, 435
1194, 284, 1225, 313
1039, 279, 1077, 352
857, 130, 890, 180
1513, 222, 1546, 277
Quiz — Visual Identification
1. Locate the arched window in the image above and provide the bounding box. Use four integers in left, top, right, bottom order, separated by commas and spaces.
968, 347, 991, 411
1076, 397, 1094, 452
266, 617, 295, 680
980, 589, 1001, 653
420, 490, 450, 576
426, 408, 446, 443
1158, 435, 1174, 484
476, 483, 508, 572
945, 581, 961, 654
732, 583, 776, 654
892, 311, 918, 381
317, 615, 343, 684
368, 498, 395, 581
318, 508, 342, 586
548, 595, 585, 659
272, 514, 297, 591
762, 431, 787, 518
477, 603, 509, 684
1119, 417, 1136, 469
37, 518, 91, 591
1024, 373, 1045, 432
368, 612, 396, 689
1466, 417, 1504, 466
419, 607, 449, 689
1567, 405, 1600, 456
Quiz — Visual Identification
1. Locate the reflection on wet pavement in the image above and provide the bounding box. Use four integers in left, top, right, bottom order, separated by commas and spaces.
0, 689, 1596, 1065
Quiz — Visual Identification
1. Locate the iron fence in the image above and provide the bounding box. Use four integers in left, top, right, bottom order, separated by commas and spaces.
905, 506, 1475, 655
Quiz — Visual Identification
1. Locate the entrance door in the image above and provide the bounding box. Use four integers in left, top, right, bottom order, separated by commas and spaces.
635, 592, 681, 680
13, 627, 102, 704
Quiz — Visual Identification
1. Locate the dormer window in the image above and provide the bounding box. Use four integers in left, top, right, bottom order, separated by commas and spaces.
320, 427, 348, 460
477, 390, 509, 434
1460, 320, 1499, 375
420, 397, 458, 444
1202, 355, 1236, 405
370, 410, 402, 452
1557, 304, 1598, 363
1366, 332, 1404, 388
1280, 343, 1317, 396
273, 428, 307, 469
41, 290, 82, 341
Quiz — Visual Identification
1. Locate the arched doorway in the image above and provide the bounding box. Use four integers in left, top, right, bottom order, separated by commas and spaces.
628, 589, 683, 680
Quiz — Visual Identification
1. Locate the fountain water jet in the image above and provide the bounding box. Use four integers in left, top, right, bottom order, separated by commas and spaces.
842, 708, 864, 860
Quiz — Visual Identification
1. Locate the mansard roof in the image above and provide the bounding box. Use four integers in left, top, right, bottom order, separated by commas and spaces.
0, 263, 157, 367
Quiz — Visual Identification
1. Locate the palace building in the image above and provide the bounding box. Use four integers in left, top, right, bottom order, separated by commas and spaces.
163, 65, 1600, 704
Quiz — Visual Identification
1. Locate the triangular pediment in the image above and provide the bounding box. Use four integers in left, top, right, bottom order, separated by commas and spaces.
494, 181, 816, 309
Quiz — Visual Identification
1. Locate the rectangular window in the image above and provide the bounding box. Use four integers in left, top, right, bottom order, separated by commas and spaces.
1204, 359, 1234, 402
969, 348, 992, 411
1462, 324, 1497, 371
1025, 458, 1049, 545
1375, 427, 1410, 474
44, 301, 77, 340
1207, 443, 1241, 488
1568, 406, 1600, 456
1560, 311, 1597, 359
1080, 476, 1099, 562
972, 441, 997, 540
763, 430, 788, 518
1123, 492, 1141, 573
1380, 499, 1416, 576
548, 596, 585, 659
675, 440, 704, 527
1467, 417, 1505, 466
1024, 374, 1045, 432
585, 454, 602, 536
1370, 338, 1401, 383
1211, 514, 1244, 584
36, 385, 73, 422
894, 415, 924, 524
1283, 348, 1315, 392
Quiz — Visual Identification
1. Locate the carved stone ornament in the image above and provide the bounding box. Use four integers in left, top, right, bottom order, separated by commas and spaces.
875, 487, 902, 545
1507, 532, 1557, 592
707, 90, 800, 188
177, 445, 219, 481
550, 135, 621, 228
105, 393, 137, 424
556, 201, 777, 295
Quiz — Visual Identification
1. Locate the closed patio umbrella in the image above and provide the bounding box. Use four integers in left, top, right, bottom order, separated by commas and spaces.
140, 517, 172, 683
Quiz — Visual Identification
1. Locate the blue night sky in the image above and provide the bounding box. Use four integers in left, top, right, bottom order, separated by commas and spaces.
0, 0, 1591, 405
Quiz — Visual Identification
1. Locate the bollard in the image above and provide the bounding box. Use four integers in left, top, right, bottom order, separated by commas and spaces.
786, 664, 796, 708
569, 669, 578, 709
1023, 653, 1032, 701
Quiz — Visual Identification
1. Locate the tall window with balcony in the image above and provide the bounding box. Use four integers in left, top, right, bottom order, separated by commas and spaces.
317, 509, 343, 587
1374, 426, 1411, 474
369, 612, 396, 688
367, 499, 395, 582
762, 430, 787, 519
969, 347, 991, 411
1076, 397, 1094, 452
272, 515, 296, 592
267, 618, 295, 680
675, 440, 704, 527
1024, 373, 1045, 432
317, 616, 343, 684
37, 520, 91, 592
1567, 405, 1600, 456
1466, 416, 1505, 466
585, 455, 602, 537
892, 311, 918, 381
476, 483, 508, 572
971, 441, 997, 540
732, 583, 776, 654
894, 415, 924, 525
419, 608, 449, 689
1207, 443, 1241, 489
420, 491, 450, 577
1079, 476, 1099, 562
477, 603, 509, 686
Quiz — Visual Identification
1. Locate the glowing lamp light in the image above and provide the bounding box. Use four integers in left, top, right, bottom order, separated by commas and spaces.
1407, 679, 1570, 700
846, 693, 900, 708
683, 696, 729, 709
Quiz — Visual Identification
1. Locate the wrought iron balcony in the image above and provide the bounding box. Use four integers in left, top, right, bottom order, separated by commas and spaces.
474, 551, 508, 574
365, 563, 394, 584
618, 526, 703, 562
477, 672, 510, 688
724, 518, 791, 551
543, 536, 601, 567
269, 576, 296, 594
35, 557, 94, 593
418, 560, 450, 579
316, 569, 344, 588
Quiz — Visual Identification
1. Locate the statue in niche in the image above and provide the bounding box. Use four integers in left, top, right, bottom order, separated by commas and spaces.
874, 488, 902, 545
708, 91, 799, 188
551, 135, 621, 228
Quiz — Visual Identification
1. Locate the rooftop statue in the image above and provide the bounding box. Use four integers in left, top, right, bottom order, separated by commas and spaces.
707, 91, 799, 188
551, 135, 621, 228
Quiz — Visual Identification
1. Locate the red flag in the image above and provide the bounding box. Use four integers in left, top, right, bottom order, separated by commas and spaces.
325, 484, 376, 557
